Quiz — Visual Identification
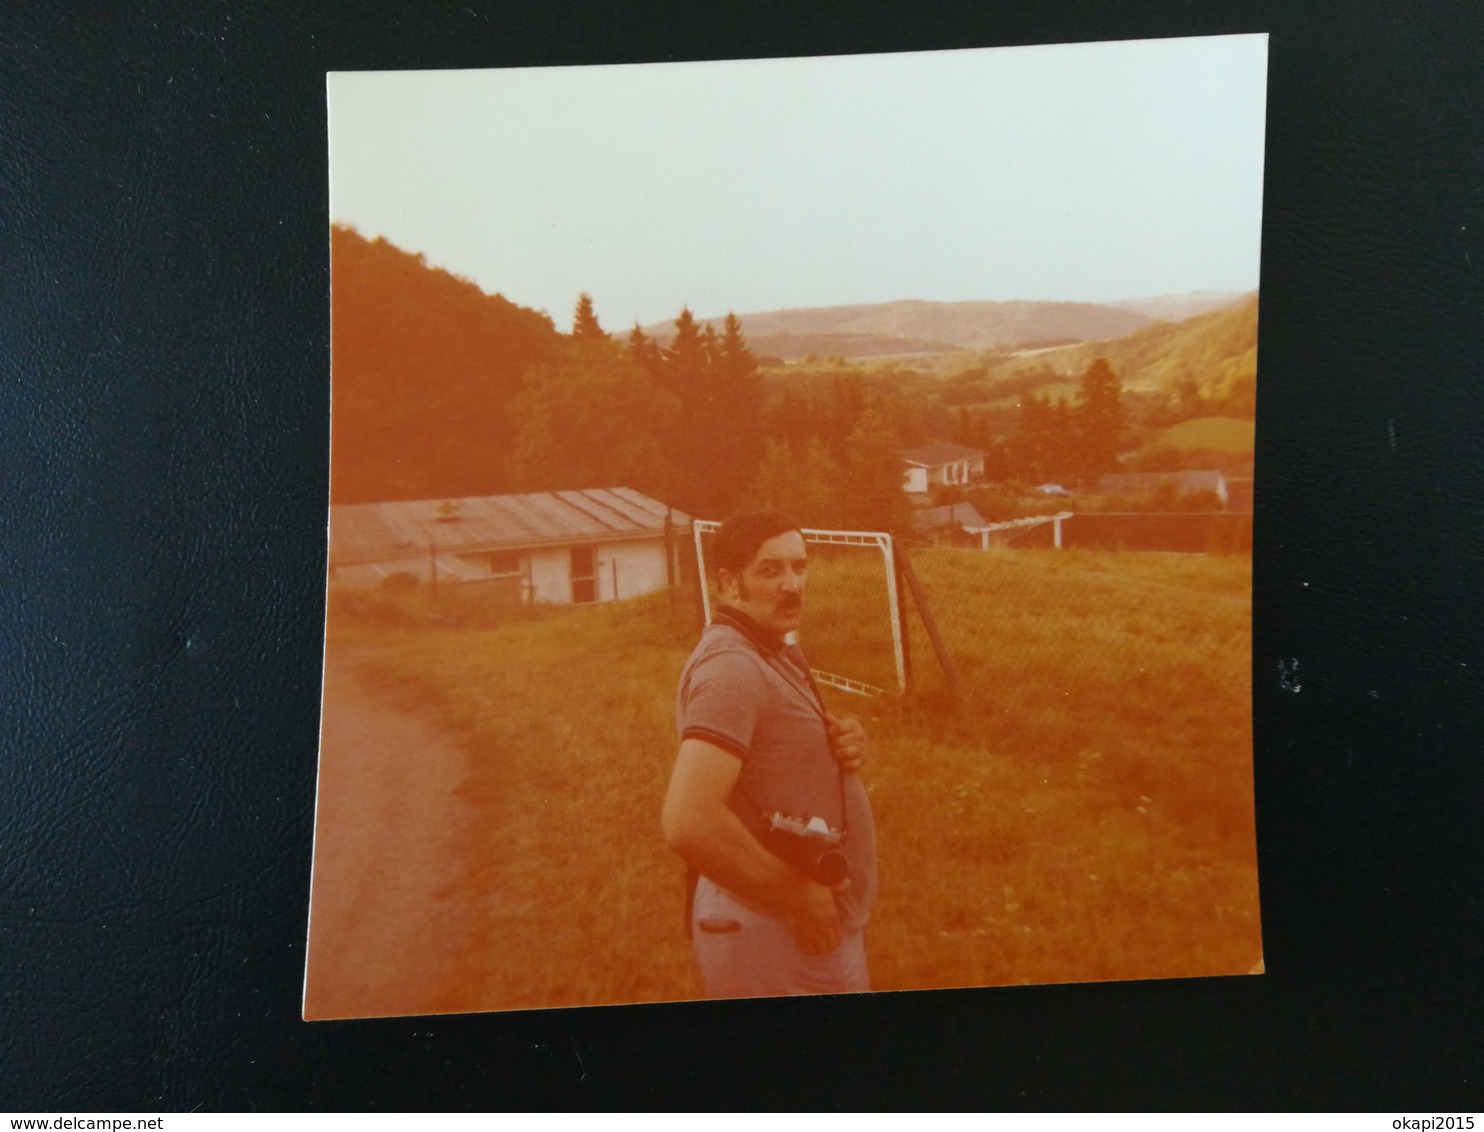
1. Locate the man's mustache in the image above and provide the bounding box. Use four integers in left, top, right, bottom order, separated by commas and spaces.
775, 595, 802, 612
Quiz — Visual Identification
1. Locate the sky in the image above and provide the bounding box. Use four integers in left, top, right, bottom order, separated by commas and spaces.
328, 35, 1267, 331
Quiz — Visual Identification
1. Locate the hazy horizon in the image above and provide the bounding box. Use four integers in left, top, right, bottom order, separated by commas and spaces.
628, 288, 1258, 330
330, 35, 1267, 329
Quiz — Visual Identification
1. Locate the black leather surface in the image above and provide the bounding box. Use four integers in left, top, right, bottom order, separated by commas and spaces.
3, 0, 1481, 1111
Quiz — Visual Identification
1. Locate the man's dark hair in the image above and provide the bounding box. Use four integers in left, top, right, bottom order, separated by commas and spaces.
711, 509, 801, 578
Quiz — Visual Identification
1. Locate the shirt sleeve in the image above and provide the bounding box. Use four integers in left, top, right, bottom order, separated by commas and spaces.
677, 648, 767, 761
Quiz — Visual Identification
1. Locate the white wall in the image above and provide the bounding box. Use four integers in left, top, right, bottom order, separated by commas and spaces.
331, 554, 447, 588
527, 539, 671, 604
925, 459, 984, 488
903, 466, 929, 493
594, 539, 671, 602
335, 537, 674, 604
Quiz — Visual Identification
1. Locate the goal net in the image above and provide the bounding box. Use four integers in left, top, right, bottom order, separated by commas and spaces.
691, 521, 906, 695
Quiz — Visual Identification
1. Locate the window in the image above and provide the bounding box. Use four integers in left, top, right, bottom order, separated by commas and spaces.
489, 552, 523, 578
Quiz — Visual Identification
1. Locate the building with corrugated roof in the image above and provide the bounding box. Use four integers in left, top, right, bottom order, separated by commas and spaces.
913, 501, 989, 536
328, 487, 689, 604
899, 441, 988, 493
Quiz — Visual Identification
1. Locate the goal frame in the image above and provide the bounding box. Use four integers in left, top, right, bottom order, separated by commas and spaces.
691, 520, 907, 695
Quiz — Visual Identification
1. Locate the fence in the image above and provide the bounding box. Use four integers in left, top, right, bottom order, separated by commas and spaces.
985, 511, 1252, 554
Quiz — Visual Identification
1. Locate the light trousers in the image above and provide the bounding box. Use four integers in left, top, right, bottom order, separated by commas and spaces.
690, 875, 870, 999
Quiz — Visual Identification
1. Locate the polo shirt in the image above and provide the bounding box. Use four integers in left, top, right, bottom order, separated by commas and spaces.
675, 605, 878, 932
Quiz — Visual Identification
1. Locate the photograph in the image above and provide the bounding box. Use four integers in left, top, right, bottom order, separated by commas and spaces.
304, 34, 1269, 1019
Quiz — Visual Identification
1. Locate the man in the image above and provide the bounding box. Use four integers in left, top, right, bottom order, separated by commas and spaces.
662, 509, 877, 998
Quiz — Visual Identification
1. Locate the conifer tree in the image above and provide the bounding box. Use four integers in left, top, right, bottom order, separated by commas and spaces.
700, 321, 719, 370
1050, 397, 1076, 482
626, 324, 663, 376
572, 292, 607, 341
711, 313, 765, 502
661, 308, 718, 513
1072, 357, 1127, 482
718, 313, 753, 375
664, 307, 706, 389
1010, 393, 1055, 481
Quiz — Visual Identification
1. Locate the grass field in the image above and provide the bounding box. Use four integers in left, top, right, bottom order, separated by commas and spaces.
1157, 415, 1256, 452
317, 546, 1259, 1011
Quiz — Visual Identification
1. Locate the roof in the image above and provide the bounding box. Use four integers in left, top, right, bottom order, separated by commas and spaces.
1096, 471, 1227, 494
329, 487, 690, 565
913, 502, 989, 532
899, 441, 989, 468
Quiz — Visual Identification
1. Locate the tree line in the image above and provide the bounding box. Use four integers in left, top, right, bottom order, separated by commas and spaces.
330, 225, 1133, 530
329, 226, 921, 528
526, 297, 917, 531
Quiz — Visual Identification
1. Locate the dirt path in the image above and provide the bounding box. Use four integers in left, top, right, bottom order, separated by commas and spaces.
302, 647, 481, 1020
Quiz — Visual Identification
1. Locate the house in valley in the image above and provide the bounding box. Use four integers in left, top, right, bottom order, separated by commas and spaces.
899, 442, 988, 494
328, 486, 689, 604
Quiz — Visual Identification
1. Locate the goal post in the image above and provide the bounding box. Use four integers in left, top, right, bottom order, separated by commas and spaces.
691, 520, 907, 695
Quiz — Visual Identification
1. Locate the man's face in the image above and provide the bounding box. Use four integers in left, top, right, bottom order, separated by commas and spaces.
721, 530, 808, 638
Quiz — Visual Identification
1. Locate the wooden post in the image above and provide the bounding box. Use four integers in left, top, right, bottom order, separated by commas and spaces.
664, 509, 676, 615
1054, 515, 1064, 549
428, 542, 437, 594
897, 549, 961, 696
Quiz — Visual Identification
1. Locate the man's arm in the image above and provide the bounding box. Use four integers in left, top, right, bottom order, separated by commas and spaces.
661, 737, 843, 955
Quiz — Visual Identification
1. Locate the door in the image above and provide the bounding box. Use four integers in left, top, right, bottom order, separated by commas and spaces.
570, 546, 597, 603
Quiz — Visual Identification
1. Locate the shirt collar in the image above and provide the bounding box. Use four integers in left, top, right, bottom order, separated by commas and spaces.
713, 604, 787, 655
714, 605, 826, 717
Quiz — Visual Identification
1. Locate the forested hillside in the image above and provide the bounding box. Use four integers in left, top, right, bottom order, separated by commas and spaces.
329, 225, 561, 503
1047, 295, 1258, 404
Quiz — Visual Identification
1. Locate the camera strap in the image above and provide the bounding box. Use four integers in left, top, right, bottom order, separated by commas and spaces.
761, 644, 849, 840
765, 646, 830, 725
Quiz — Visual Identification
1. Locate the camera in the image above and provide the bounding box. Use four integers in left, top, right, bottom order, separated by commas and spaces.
762, 811, 849, 887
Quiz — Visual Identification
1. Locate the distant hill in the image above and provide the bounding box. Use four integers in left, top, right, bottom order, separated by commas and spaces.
1109, 290, 1252, 323
641, 299, 1152, 359
732, 331, 962, 360
1025, 295, 1259, 395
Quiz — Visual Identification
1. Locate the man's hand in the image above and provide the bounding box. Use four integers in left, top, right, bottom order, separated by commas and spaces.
665, 738, 845, 939
826, 715, 868, 774
784, 877, 846, 955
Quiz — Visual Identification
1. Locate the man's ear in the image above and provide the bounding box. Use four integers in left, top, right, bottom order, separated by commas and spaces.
716, 568, 736, 601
